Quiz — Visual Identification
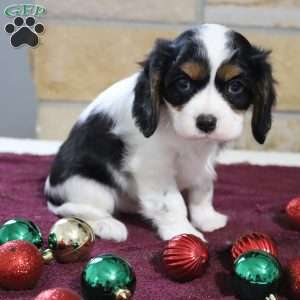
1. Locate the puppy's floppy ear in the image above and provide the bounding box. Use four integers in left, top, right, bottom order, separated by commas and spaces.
250, 47, 276, 144
133, 39, 174, 138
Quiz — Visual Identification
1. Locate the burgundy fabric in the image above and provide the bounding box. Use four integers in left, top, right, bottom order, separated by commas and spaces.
0, 153, 300, 300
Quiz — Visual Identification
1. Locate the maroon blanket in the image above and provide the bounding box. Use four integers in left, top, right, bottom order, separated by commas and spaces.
0, 153, 300, 300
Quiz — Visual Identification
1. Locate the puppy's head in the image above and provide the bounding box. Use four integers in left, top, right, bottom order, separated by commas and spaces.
133, 24, 276, 144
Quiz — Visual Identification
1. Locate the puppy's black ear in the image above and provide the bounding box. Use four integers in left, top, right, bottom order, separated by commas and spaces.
133, 39, 173, 137
250, 48, 276, 144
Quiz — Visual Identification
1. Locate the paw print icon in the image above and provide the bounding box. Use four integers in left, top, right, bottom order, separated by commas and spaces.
5, 16, 44, 48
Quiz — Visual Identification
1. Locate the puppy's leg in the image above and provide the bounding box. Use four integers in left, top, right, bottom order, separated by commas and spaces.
136, 178, 205, 241
188, 182, 228, 232
48, 202, 128, 242
46, 176, 128, 242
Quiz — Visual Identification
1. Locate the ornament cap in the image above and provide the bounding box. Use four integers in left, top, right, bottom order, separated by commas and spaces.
265, 294, 277, 300
42, 249, 54, 264
115, 289, 132, 300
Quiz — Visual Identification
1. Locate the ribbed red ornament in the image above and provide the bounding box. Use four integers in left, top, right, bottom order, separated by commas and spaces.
231, 232, 278, 261
162, 234, 209, 281
286, 197, 300, 229
35, 288, 81, 300
0, 240, 43, 290
288, 258, 300, 300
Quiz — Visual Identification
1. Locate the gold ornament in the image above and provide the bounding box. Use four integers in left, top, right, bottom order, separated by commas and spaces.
47, 217, 95, 263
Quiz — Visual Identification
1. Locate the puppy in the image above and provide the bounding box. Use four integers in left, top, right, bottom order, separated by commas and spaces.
45, 24, 276, 242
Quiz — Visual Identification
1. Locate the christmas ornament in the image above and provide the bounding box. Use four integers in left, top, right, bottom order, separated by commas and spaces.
287, 258, 300, 299
81, 254, 136, 300
233, 250, 281, 300
286, 197, 300, 229
162, 233, 209, 281
35, 287, 81, 300
0, 240, 43, 290
47, 217, 95, 263
265, 295, 277, 300
0, 218, 43, 248
231, 232, 278, 261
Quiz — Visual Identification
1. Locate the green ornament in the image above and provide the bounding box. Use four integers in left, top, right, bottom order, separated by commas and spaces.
0, 218, 43, 249
233, 250, 281, 300
81, 254, 136, 300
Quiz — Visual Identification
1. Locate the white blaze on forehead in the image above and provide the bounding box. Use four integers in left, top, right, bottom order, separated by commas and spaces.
196, 24, 231, 76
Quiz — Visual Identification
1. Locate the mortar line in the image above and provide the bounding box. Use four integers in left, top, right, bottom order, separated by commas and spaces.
41, 16, 300, 35
38, 100, 300, 117
39, 99, 91, 106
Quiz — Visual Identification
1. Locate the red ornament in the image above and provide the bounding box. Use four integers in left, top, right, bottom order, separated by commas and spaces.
162, 234, 209, 281
286, 197, 300, 229
35, 288, 81, 300
0, 240, 43, 290
288, 258, 300, 299
231, 232, 278, 261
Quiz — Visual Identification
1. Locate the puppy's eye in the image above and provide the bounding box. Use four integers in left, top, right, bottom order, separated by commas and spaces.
176, 78, 191, 92
228, 79, 244, 95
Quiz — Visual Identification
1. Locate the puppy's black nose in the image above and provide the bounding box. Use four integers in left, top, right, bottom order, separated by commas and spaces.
196, 114, 217, 133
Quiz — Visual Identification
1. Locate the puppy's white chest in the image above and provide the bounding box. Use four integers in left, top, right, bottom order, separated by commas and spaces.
175, 142, 217, 190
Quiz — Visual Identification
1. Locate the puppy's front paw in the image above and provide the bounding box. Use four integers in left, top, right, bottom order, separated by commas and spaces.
158, 223, 206, 242
192, 210, 228, 232
90, 218, 128, 242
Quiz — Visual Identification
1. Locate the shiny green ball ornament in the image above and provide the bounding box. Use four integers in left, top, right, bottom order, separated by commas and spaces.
0, 218, 43, 249
233, 250, 281, 300
81, 254, 136, 300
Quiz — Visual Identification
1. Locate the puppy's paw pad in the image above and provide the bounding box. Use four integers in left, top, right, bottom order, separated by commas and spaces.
193, 212, 228, 232
91, 218, 128, 242
159, 224, 206, 242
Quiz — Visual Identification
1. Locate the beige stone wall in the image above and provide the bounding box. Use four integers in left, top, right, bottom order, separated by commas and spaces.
33, 0, 300, 152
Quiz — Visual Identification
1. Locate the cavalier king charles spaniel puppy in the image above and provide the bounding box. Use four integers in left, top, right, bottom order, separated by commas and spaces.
45, 24, 276, 242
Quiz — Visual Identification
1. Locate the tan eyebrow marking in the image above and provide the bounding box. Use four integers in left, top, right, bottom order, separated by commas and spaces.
217, 64, 242, 81
180, 62, 207, 81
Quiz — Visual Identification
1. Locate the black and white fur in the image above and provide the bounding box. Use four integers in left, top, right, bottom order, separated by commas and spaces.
45, 24, 276, 242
